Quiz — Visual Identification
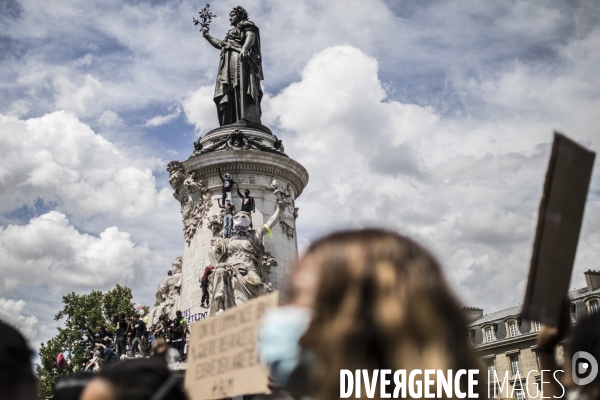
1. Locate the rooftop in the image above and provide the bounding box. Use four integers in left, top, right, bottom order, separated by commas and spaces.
467, 284, 600, 328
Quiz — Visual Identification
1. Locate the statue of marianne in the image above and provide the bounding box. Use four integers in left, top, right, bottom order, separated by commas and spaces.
201, 6, 264, 126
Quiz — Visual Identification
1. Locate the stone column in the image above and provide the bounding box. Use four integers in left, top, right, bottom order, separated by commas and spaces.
168, 125, 309, 319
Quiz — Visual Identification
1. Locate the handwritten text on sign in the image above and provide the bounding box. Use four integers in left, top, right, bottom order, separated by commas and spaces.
184, 292, 279, 400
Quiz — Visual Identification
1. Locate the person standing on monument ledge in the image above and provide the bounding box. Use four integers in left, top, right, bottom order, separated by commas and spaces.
237, 182, 255, 229
201, 6, 263, 126
218, 198, 236, 238
218, 167, 235, 202
236, 182, 256, 213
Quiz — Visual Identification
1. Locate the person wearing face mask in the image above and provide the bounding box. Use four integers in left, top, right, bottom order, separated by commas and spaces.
259, 229, 484, 400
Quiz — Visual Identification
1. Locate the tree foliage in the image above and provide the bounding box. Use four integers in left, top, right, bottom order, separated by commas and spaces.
36, 284, 141, 398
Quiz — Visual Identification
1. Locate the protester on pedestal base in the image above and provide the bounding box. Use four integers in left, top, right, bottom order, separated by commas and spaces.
200, 265, 214, 308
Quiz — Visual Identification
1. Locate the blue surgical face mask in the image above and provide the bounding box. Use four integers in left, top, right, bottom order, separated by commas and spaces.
258, 305, 312, 388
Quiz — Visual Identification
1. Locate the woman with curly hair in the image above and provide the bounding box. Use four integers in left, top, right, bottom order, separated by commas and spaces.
260, 229, 484, 400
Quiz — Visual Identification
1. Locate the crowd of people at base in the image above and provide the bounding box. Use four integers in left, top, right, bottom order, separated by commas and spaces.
74, 310, 190, 373
2, 229, 600, 400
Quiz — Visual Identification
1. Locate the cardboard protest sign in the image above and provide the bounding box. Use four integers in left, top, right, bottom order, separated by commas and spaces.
185, 291, 279, 400
522, 132, 595, 326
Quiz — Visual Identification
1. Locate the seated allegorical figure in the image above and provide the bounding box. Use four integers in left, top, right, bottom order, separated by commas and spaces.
148, 257, 183, 325
208, 201, 284, 315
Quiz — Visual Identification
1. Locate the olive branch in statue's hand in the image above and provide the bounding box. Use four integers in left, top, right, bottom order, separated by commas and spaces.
193, 4, 216, 35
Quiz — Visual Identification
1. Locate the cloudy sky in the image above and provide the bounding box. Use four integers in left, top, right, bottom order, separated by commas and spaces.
1, 0, 599, 355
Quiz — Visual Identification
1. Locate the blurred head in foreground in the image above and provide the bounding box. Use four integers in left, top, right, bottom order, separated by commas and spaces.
290, 229, 481, 399
0, 321, 37, 400
80, 358, 187, 400
53, 372, 95, 400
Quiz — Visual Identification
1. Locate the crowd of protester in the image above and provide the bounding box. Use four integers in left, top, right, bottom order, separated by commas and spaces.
1, 229, 599, 400
74, 310, 190, 374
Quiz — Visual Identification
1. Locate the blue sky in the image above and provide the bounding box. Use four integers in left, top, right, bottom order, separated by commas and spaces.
1, 0, 599, 356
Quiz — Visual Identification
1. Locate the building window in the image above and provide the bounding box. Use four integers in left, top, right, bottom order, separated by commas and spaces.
515, 387, 526, 400
533, 321, 541, 332
486, 359, 495, 372
510, 355, 521, 375
590, 300, 599, 315
570, 303, 577, 321
485, 327, 494, 342
509, 321, 518, 337
492, 384, 502, 399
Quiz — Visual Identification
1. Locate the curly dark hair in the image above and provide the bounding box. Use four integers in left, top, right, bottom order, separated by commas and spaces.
231, 6, 249, 21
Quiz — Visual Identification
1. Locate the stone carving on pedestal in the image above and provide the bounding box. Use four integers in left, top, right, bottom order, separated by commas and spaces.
207, 202, 284, 315
206, 211, 225, 236
270, 179, 299, 239
261, 251, 278, 274
193, 129, 286, 156
168, 161, 212, 245
149, 257, 183, 324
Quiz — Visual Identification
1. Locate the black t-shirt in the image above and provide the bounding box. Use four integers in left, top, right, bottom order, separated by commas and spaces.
170, 325, 183, 341
223, 179, 235, 191
237, 188, 255, 212
115, 319, 127, 337
241, 197, 254, 212
133, 321, 146, 338
220, 171, 235, 192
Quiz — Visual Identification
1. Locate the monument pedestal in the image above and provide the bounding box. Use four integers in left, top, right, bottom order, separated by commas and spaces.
168, 125, 309, 320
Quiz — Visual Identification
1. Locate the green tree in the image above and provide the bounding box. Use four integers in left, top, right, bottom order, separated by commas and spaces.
35, 284, 143, 398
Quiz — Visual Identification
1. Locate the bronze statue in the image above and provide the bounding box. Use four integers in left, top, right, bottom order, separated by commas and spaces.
201, 6, 264, 126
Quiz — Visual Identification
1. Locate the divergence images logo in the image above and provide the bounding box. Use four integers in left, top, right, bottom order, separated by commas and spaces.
573, 351, 599, 386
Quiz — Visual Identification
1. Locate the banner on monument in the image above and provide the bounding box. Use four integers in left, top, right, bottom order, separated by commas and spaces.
184, 291, 279, 400
522, 132, 595, 326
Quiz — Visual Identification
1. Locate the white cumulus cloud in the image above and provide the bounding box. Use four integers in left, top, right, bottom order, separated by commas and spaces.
0, 111, 161, 219
182, 85, 219, 134
145, 106, 182, 127
0, 298, 39, 339
0, 211, 166, 296
259, 44, 600, 311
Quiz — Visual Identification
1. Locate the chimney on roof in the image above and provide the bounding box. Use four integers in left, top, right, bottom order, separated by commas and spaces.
584, 270, 600, 292
463, 306, 484, 322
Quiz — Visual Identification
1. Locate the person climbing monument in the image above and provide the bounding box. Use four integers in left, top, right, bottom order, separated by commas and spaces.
218, 198, 236, 238
218, 167, 235, 202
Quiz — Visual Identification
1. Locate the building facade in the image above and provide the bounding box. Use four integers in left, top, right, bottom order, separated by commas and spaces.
466, 270, 600, 399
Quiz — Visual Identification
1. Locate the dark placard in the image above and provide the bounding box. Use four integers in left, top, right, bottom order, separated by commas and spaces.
522, 132, 595, 326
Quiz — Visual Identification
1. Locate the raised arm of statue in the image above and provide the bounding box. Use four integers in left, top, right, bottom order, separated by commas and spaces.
258, 201, 284, 238
202, 28, 222, 49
